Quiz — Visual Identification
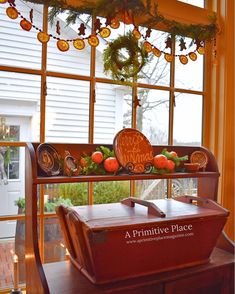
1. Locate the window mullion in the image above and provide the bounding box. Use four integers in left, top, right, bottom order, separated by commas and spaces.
89, 16, 96, 145
168, 35, 176, 198
169, 35, 176, 146
88, 16, 97, 204
130, 78, 138, 197
39, 4, 49, 264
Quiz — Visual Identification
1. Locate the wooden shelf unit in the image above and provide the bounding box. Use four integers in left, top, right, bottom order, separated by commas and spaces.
25, 143, 234, 294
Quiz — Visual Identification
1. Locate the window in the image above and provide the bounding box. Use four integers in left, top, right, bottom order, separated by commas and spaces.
0, 1, 207, 290
177, 0, 205, 8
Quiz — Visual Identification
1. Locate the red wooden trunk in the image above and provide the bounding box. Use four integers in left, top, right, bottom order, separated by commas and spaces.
58, 196, 229, 284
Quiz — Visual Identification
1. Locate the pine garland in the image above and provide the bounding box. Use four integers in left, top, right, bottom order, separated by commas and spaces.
23, 0, 218, 42
21, 0, 218, 80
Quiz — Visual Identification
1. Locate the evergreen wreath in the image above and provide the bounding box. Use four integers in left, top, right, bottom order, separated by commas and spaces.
103, 32, 149, 81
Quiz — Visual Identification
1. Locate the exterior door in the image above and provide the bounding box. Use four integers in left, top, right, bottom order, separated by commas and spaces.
0, 116, 31, 238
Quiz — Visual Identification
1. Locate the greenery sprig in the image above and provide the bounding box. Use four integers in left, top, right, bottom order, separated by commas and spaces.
80, 154, 106, 175
161, 148, 188, 167
151, 148, 188, 175
80, 146, 115, 175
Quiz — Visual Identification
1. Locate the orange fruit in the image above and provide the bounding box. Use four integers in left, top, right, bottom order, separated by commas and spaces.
80, 158, 87, 168
91, 151, 103, 164
166, 159, 175, 172
169, 151, 177, 157
103, 157, 119, 173
153, 154, 168, 169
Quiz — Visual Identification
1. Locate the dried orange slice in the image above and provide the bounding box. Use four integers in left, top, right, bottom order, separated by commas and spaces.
99, 27, 111, 38
152, 47, 161, 57
197, 46, 205, 55
189, 52, 197, 61
88, 35, 99, 47
73, 38, 85, 50
57, 40, 69, 52
6, 7, 18, 19
164, 53, 173, 62
20, 19, 32, 31
132, 28, 141, 40
179, 55, 188, 65
110, 19, 120, 29
0, 0, 8, 3
37, 31, 50, 43
143, 41, 152, 53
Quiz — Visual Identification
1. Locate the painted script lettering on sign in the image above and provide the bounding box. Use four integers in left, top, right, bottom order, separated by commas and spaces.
114, 129, 153, 173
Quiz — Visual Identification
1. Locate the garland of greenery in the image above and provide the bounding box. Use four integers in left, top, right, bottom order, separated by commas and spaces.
103, 32, 149, 81
23, 0, 218, 42
19, 0, 218, 79
140, 2, 217, 42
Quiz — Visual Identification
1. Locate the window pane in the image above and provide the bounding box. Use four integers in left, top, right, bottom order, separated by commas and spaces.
137, 89, 169, 145
123, 93, 132, 129
8, 160, 19, 179
47, 12, 91, 76
44, 217, 67, 263
171, 178, 198, 197
56, 183, 88, 206
177, 0, 205, 8
135, 179, 167, 200
138, 30, 170, 87
94, 83, 132, 144
0, 236, 26, 290
93, 181, 130, 204
0, 1, 43, 69
0, 71, 41, 141
46, 77, 90, 143
173, 93, 203, 145
0, 147, 25, 218
0, 127, 20, 180
175, 37, 204, 91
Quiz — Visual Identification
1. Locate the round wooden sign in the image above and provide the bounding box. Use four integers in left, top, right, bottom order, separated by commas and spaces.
113, 128, 153, 173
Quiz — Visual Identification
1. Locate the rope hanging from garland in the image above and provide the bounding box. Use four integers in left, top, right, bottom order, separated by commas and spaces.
1, 0, 218, 80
